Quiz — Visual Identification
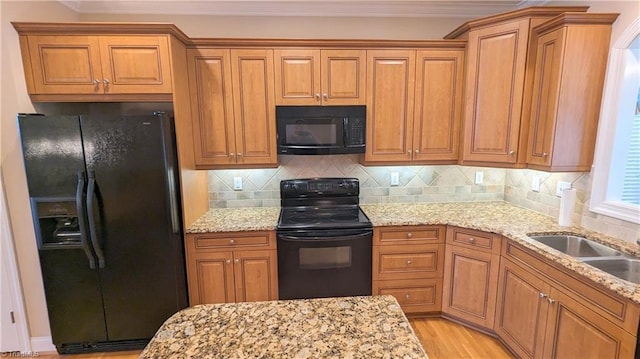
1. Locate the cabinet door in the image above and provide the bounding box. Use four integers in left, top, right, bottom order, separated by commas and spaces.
25, 35, 102, 94
189, 251, 235, 305
543, 287, 637, 359
233, 250, 278, 302
99, 36, 173, 94
187, 49, 237, 167
495, 259, 550, 359
364, 50, 416, 163
374, 244, 444, 281
230, 49, 278, 166
442, 245, 500, 329
461, 19, 529, 164
413, 49, 464, 162
274, 49, 321, 105
526, 28, 565, 168
321, 49, 366, 105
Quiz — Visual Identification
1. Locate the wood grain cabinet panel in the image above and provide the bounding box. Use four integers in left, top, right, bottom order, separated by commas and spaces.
23, 35, 172, 95
374, 278, 443, 314
186, 231, 277, 305
374, 244, 445, 281
187, 48, 277, 168
274, 49, 365, 105
525, 14, 618, 171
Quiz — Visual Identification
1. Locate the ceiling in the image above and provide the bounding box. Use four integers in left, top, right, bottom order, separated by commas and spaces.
58, 0, 552, 18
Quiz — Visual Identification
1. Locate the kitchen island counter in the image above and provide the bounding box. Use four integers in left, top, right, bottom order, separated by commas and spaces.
139, 295, 428, 358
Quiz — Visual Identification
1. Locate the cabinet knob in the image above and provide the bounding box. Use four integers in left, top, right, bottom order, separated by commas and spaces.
226, 259, 231, 264
315, 93, 320, 101
508, 150, 515, 156
93, 79, 100, 85
547, 298, 556, 304
323, 93, 328, 100
406, 260, 412, 265
542, 152, 548, 157
229, 153, 235, 158
405, 294, 411, 299
539, 292, 547, 298
468, 237, 475, 244
407, 150, 412, 156
414, 150, 419, 154
234, 258, 239, 263
229, 239, 235, 244
407, 232, 413, 238
103, 79, 110, 85
237, 153, 242, 157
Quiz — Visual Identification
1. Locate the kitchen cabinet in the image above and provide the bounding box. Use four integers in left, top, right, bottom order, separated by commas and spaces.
372, 226, 445, 314
274, 49, 366, 105
442, 226, 501, 329
525, 13, 618, 172
445, 7, 589, 168
185, 231, 278, 305
19, 34, 172, 96
497, 239, 639, 359
363, 48, 464, 164
187, 48, 277, 168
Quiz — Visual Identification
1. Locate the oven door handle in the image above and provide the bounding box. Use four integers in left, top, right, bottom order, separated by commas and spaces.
278, 231, 372, 242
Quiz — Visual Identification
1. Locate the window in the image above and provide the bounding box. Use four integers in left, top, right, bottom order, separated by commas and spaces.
591, 17, 640, 224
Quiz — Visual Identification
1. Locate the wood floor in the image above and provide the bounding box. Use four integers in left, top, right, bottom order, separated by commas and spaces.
33, 317, 513, 359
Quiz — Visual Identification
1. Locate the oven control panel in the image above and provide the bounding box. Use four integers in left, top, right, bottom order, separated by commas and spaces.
281, 178, 359, 198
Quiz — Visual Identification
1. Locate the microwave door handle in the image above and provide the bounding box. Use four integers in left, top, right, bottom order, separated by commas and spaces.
343, 117, 349, 145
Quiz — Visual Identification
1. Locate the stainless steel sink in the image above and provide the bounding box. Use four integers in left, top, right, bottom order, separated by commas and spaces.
581, 258, 640, 284
529, 235, 622, 258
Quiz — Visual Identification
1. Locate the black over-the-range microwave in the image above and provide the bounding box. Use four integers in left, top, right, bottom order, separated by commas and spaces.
276, 105, 366, 155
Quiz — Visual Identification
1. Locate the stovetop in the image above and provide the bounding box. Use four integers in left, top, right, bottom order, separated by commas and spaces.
277, 205, 372, 230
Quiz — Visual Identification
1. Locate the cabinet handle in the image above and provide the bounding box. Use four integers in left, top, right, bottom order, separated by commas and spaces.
226, 259, 231, 264
547, 298, 556, 304
539, 292, 547, 298
542, 152, 548, 157
315, 93, 320, 101
407, 232, 413, 238
407, 150, 411, 157
508, 150, 515, 156
93, 79, 100, 86
468, 237, 475, 244
229, 239, 235, 244
323, 93, 328, 101
234, 258, 239, 263
414, 150, 419, 154
406, 260, 412, 265
103, 79, 110, 85
229, 153, 235, 158
237, 153, 242, 157
405, 294, 411, 299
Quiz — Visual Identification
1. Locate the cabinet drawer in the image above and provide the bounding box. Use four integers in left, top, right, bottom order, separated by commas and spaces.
502, 238, 640, 335
190, 231, 275, 251
374, 278, 443, 314
446, 226, 500, 254
375, 225, 444, 245
374, 244, 444, 280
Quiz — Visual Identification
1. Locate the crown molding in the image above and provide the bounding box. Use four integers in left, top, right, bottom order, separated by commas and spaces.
56, 0, 545, 18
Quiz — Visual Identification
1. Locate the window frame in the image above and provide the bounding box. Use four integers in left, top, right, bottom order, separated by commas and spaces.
590, 17, 640, 224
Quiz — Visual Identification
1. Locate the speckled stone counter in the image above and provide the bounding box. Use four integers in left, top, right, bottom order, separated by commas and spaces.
187, 207, 280, 233
139, 295, 428, 359
185, 201, 640, 304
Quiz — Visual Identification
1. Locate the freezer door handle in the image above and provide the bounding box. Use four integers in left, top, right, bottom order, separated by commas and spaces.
86, 170, 106, 268
76, 171, 96, 269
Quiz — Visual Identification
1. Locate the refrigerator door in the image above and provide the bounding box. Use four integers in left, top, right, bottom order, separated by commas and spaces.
17, 114, 107, 345
81, 113, 187, 341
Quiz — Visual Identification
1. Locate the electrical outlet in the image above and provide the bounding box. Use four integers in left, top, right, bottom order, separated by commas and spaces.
475, 171, 484, 185
390, 172, 400, 186
233, 176, 243, 190
532, 176, 541, 192
556, 181, 571, 197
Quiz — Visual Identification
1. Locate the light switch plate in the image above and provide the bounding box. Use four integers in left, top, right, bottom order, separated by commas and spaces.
390, 172, 400, 186
475, 171, 484, 185
233, 176, 243, 190
532, 176, 541, 192
556, 181, 571, 197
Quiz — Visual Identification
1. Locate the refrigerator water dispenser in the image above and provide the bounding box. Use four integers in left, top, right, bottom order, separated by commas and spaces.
31, 198, 82, 248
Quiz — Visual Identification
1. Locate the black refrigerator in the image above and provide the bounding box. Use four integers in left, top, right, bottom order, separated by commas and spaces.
17, 112, 188, 354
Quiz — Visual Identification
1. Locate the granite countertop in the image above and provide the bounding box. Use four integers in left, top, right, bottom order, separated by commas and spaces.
139, 295, 428, 359
185, 201, 640, 304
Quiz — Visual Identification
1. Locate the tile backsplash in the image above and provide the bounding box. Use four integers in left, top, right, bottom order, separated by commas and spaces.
208, 155, 505, 208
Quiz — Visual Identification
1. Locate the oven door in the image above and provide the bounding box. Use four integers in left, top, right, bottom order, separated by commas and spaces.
277, 229, 372, 300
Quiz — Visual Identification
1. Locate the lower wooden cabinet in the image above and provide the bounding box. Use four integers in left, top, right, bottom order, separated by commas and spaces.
185, 231, 278, 305
372, 226, 445, 314
442, 227, 501, 329
497, 245, 639, 359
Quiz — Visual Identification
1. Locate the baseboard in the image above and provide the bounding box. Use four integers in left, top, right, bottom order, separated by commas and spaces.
30, 336, 56, 353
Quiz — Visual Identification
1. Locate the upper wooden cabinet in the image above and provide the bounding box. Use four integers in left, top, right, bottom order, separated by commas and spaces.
274, 49, 366, 105
187, 48, 277, 169
444, 6, 590, 168
363, 46, 464, 165
525, 13, 618, 172
15, 29, 179, 101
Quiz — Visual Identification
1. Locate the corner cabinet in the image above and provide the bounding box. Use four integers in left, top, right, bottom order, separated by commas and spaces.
17, 34, 173, 98
441, 226, 501, 329
187, 48, 277, 169
274, 49, 366, 105
525, 13, 618, 172
363, 46, 464, 165
185, 231, 278, 305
